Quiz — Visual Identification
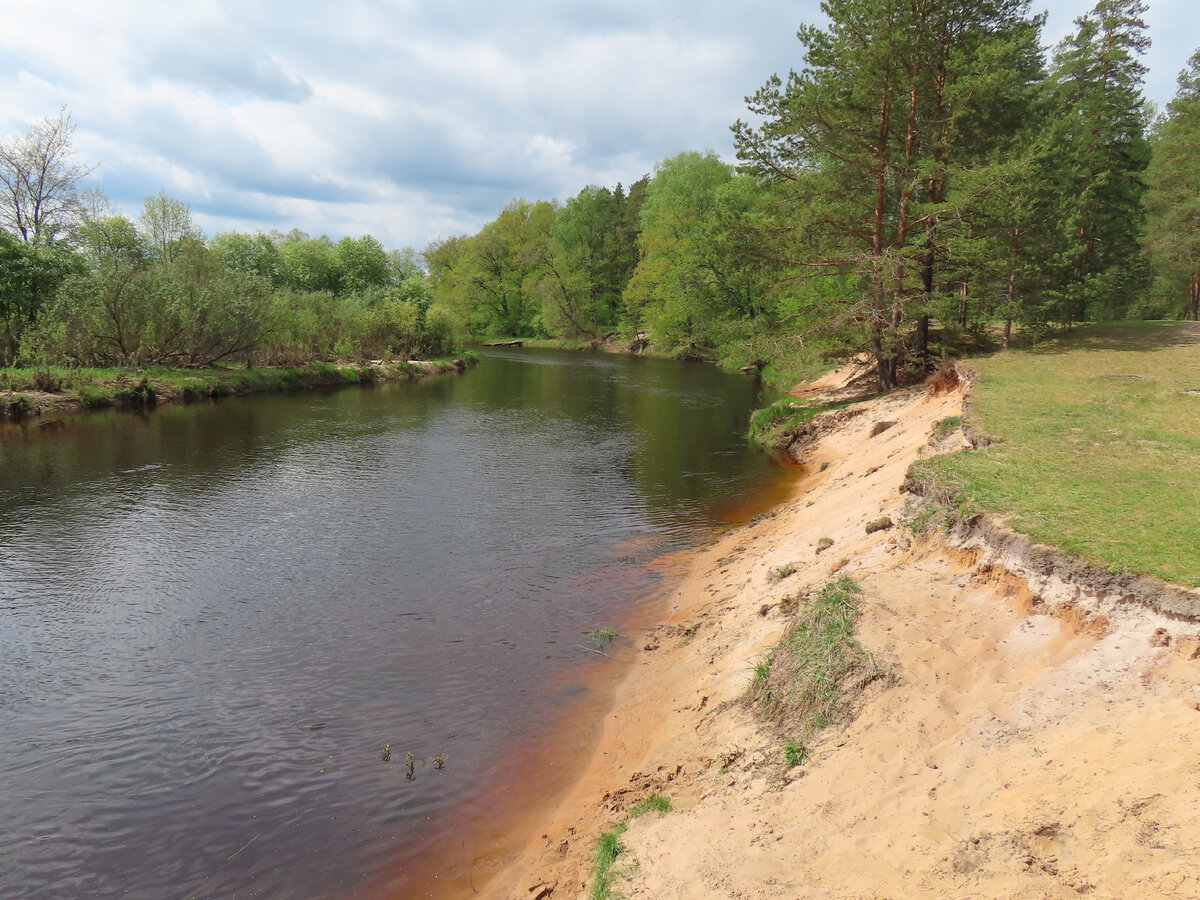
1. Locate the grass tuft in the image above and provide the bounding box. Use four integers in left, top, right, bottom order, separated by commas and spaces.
589, 794, 672, 900
588, 625, 619, 650
750, 578, 883, 758
748, 397, 859, 450
767, 563, 798, 584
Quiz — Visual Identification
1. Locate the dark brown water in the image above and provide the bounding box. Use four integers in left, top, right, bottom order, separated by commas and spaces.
0, 348, 793, 899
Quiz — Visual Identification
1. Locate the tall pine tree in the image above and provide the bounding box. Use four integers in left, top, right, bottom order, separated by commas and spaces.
1048, 0, 1152, 324
734, 0, 1045, 388
1143, 48, 1200, 321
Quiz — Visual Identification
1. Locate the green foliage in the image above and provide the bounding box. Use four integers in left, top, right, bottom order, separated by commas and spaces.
0, 230, 79, 364
783, 740, 808, 767
588, 625, 620, 650
1143, 47, 1200, 321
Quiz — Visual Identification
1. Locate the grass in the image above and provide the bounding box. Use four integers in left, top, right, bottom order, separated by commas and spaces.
748, 397, 860, 450
783, 739, 809, 767
588, 625, 620, 650
0, 355, 476, 419
767, 563, 798, 584
751, 578, 882, 758
589, 794, 672, 900
910, 321, 1200, 586
931, 415, 961, 438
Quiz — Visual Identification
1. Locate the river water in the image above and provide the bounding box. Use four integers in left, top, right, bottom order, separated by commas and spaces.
0, 348, 794, 899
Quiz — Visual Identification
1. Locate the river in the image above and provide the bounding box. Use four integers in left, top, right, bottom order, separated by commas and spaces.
0, 348, 795, 898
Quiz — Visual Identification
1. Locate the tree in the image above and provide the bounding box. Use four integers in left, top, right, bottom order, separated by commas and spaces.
337, 234, 392, 294
1048, 0, 1152, 323
734, 0, 1046, 387
0, 230, 79, 363
0, 108, 93, 245
209, 231, 285, 285
140, 192, 204, 263
278, 231, 344, 294
1143, 48, 1200, 320
623, 151, 736, 348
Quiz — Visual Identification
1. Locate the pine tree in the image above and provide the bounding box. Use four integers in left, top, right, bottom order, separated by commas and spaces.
1143, 48, 1200, 320
1048, 0, 1152, 323
734, 0, 1045, 387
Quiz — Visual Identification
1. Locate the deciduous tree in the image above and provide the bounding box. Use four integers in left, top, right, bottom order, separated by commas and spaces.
0, 107, 93, 245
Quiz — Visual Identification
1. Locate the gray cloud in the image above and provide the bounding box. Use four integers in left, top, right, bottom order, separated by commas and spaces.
0, 0, 1192, 252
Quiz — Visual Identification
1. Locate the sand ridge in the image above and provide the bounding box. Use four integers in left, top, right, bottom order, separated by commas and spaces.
482, 379, 1200, 899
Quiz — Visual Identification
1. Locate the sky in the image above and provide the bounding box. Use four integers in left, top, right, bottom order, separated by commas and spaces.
0, 1, 1194, 253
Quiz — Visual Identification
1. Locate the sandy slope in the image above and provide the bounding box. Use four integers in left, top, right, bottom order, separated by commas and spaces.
483, 380, 1200, 900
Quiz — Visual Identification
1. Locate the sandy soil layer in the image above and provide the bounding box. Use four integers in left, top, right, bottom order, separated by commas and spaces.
480, 379, 1200, 900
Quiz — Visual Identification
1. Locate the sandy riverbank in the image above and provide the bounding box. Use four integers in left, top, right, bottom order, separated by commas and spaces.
479, 375, 1200, 899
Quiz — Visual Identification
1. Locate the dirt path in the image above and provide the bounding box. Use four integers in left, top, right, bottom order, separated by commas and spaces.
481, 381, 1200, 900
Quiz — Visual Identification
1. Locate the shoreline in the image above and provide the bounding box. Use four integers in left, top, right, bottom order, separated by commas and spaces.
366, 472, 809, 898
0, 356, 474, 422
478, 378, 1200, 898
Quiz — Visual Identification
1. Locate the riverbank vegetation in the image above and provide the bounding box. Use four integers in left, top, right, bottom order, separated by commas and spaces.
3, 2, 1198, 396
424, 1, 1200, 388
908, 321, 1200, 587
0, 356, 472, 417
0, 114, 465, 380
589, 793, 672, 900
750, 577, 884, 767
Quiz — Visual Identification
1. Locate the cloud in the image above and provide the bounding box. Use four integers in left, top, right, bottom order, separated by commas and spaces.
0, 0, 1190, 252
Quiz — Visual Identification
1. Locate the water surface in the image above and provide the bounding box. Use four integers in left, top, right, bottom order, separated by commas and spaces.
0, 349, 793, 898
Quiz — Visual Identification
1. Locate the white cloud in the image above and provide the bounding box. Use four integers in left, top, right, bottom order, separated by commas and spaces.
0, 0, 1191, 251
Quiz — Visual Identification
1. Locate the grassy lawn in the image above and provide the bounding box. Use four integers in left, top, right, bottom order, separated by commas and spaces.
913, 321, 1200, 587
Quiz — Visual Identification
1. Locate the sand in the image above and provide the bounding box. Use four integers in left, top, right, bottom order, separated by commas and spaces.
479, 376, 1200, 900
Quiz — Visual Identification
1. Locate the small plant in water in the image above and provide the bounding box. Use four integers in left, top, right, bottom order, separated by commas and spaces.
589, 625, 619, 650
405, 752, 416, 781
380, 745, 391, 762
432, 752, 445, 770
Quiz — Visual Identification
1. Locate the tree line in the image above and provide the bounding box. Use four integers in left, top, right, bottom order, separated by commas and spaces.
3, 1, 1198, 388
427, 0, 1199, 388
0, 113, 461, 369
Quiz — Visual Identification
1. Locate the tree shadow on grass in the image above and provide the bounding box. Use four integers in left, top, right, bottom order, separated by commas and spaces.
1024, 320, 1200, 356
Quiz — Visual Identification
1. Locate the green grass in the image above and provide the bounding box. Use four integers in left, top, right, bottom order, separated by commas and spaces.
783, 739, 809, 767
0, 356, 476, 419
931, 415, 961, 438
751, 578, 881, 750
588, 625, 620, 649
767, 563, 798, 584
589, 794, 672, 900
911, 321, 1200, 586
748, 397, 860, 450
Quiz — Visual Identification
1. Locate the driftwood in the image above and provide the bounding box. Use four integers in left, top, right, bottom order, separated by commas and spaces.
485, 339, 524, 347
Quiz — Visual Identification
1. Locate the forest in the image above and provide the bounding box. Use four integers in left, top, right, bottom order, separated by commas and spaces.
1, 0, 1197, 390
